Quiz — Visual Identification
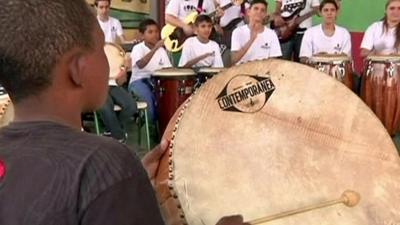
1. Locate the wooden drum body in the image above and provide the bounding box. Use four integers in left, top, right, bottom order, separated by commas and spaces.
195, 67, 225, 87
155, 59, 400, 225
309, 55, 353, 89
361, 55, 400, 135
153, 68, 196, 134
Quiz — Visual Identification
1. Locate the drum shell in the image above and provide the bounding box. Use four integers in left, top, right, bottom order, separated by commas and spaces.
153, 75, 196, 135
361, 59, 400, 135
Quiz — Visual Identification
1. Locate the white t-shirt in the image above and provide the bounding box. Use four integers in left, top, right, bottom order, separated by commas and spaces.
276, 0, 320, 30
361, 21, 398, 55
216, 0, 249, 27
129, 42, 172, 83
231, 25, 282, 64
300, 24, 352, 57
97, 16, 124, 43
178, 37, 224, 68
165, 0, 215, 21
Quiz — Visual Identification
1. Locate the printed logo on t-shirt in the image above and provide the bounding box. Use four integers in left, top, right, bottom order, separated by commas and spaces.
183, 4, 207, 13
159, 58, 164, 66
261, 42, 270, 50
334, 43, 342, 52
184, 4, 197, 12
111, 26, 117, 32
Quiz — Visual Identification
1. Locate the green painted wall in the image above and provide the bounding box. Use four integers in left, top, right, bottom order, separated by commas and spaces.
265, 0, 387, 32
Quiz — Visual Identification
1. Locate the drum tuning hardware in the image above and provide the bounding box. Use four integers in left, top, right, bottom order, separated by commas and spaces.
338, 63, 346, 80
366, 60, 373, 77
157, 80, 165, 96
178, 80, 186, 95
317, 63, 325, 73
387, 62, 395, 77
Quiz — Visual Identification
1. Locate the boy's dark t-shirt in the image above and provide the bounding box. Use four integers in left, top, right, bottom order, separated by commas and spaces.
0, 121, 165, 225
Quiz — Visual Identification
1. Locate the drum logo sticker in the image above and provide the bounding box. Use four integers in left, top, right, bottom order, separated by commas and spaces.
216, 73, 275, 113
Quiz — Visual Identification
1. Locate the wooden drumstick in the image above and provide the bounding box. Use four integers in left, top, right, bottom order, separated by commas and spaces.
247, 190, 360, 225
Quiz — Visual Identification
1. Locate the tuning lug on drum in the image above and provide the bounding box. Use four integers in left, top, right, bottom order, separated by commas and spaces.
178, 80, 186, 95
366, 60, 374, 77
387, 62, 395, 77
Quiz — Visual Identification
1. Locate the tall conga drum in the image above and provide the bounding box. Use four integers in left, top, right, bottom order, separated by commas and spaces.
308, 54, 353, 89
153, 68, 196, 134
195, 67, 225, 87
155, 59, 400, 225
361, 55, 400, 135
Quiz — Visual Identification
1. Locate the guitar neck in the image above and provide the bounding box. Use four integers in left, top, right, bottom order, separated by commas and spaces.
294, 10, 317, 25
208, 3, 233, 18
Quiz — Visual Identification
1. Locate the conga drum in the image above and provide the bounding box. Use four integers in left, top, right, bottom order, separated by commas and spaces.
195, 67, 225, 87
155, 59, 400, 225
309, 54, 353, 89
0, 95, 14, 128
153, 68, 196, 134
361, 55, 400, 136
104, 42, 126, 83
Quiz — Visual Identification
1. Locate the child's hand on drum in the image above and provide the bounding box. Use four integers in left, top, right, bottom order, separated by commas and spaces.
141, 139, 169, 186
215, 215, 250, 225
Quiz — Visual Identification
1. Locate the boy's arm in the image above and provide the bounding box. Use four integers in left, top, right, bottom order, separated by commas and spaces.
136, 40, 164, 69
182, 52, 215, 68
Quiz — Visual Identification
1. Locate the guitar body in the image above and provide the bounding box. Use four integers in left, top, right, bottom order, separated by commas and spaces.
271, 18, 299, 42
161, 0, 244, 52
161, 12, 198, 52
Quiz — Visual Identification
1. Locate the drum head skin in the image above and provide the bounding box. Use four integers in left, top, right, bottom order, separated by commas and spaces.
104, 43, 125, 79
197, 67, 226, 74
310, 54, 351, 64
153, 68, 196, 77
155, 59, 400, 225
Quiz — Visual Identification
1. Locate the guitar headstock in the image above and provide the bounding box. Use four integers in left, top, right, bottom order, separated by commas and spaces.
232, 0, 244, 6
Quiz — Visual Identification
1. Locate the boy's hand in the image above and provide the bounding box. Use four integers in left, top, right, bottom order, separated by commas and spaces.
155, 39, 165, 50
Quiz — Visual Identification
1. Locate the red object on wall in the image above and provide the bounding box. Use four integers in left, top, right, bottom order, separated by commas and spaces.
350, 32, 365, 75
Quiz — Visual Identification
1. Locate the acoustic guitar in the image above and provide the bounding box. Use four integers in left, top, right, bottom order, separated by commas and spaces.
161, 0, 244, 52
271, 0, 317, 42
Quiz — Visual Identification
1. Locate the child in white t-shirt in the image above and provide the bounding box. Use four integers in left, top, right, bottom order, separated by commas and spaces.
165, 0, 217, 36
360, 0, 400, 57
178, 15, 224, 68
95, 0, 133, 44
128, 19, 172, 123
231, 0, 282, 65
299, 0, 352, 63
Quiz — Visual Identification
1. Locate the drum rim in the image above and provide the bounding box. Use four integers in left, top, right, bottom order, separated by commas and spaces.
196, 67, 226, 73
309, 55, 351, 64
104, 42, 126, 56
153, 68, 196, 76
366, 55, 400, 62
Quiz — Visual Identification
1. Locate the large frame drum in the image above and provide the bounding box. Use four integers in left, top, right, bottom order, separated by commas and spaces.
153, 68, 196, 134
155, 60, 400, 225
309, 55, 353, 89
0, 95, 14, 128
361, 55, 400, 135
104, 42, 126, 84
